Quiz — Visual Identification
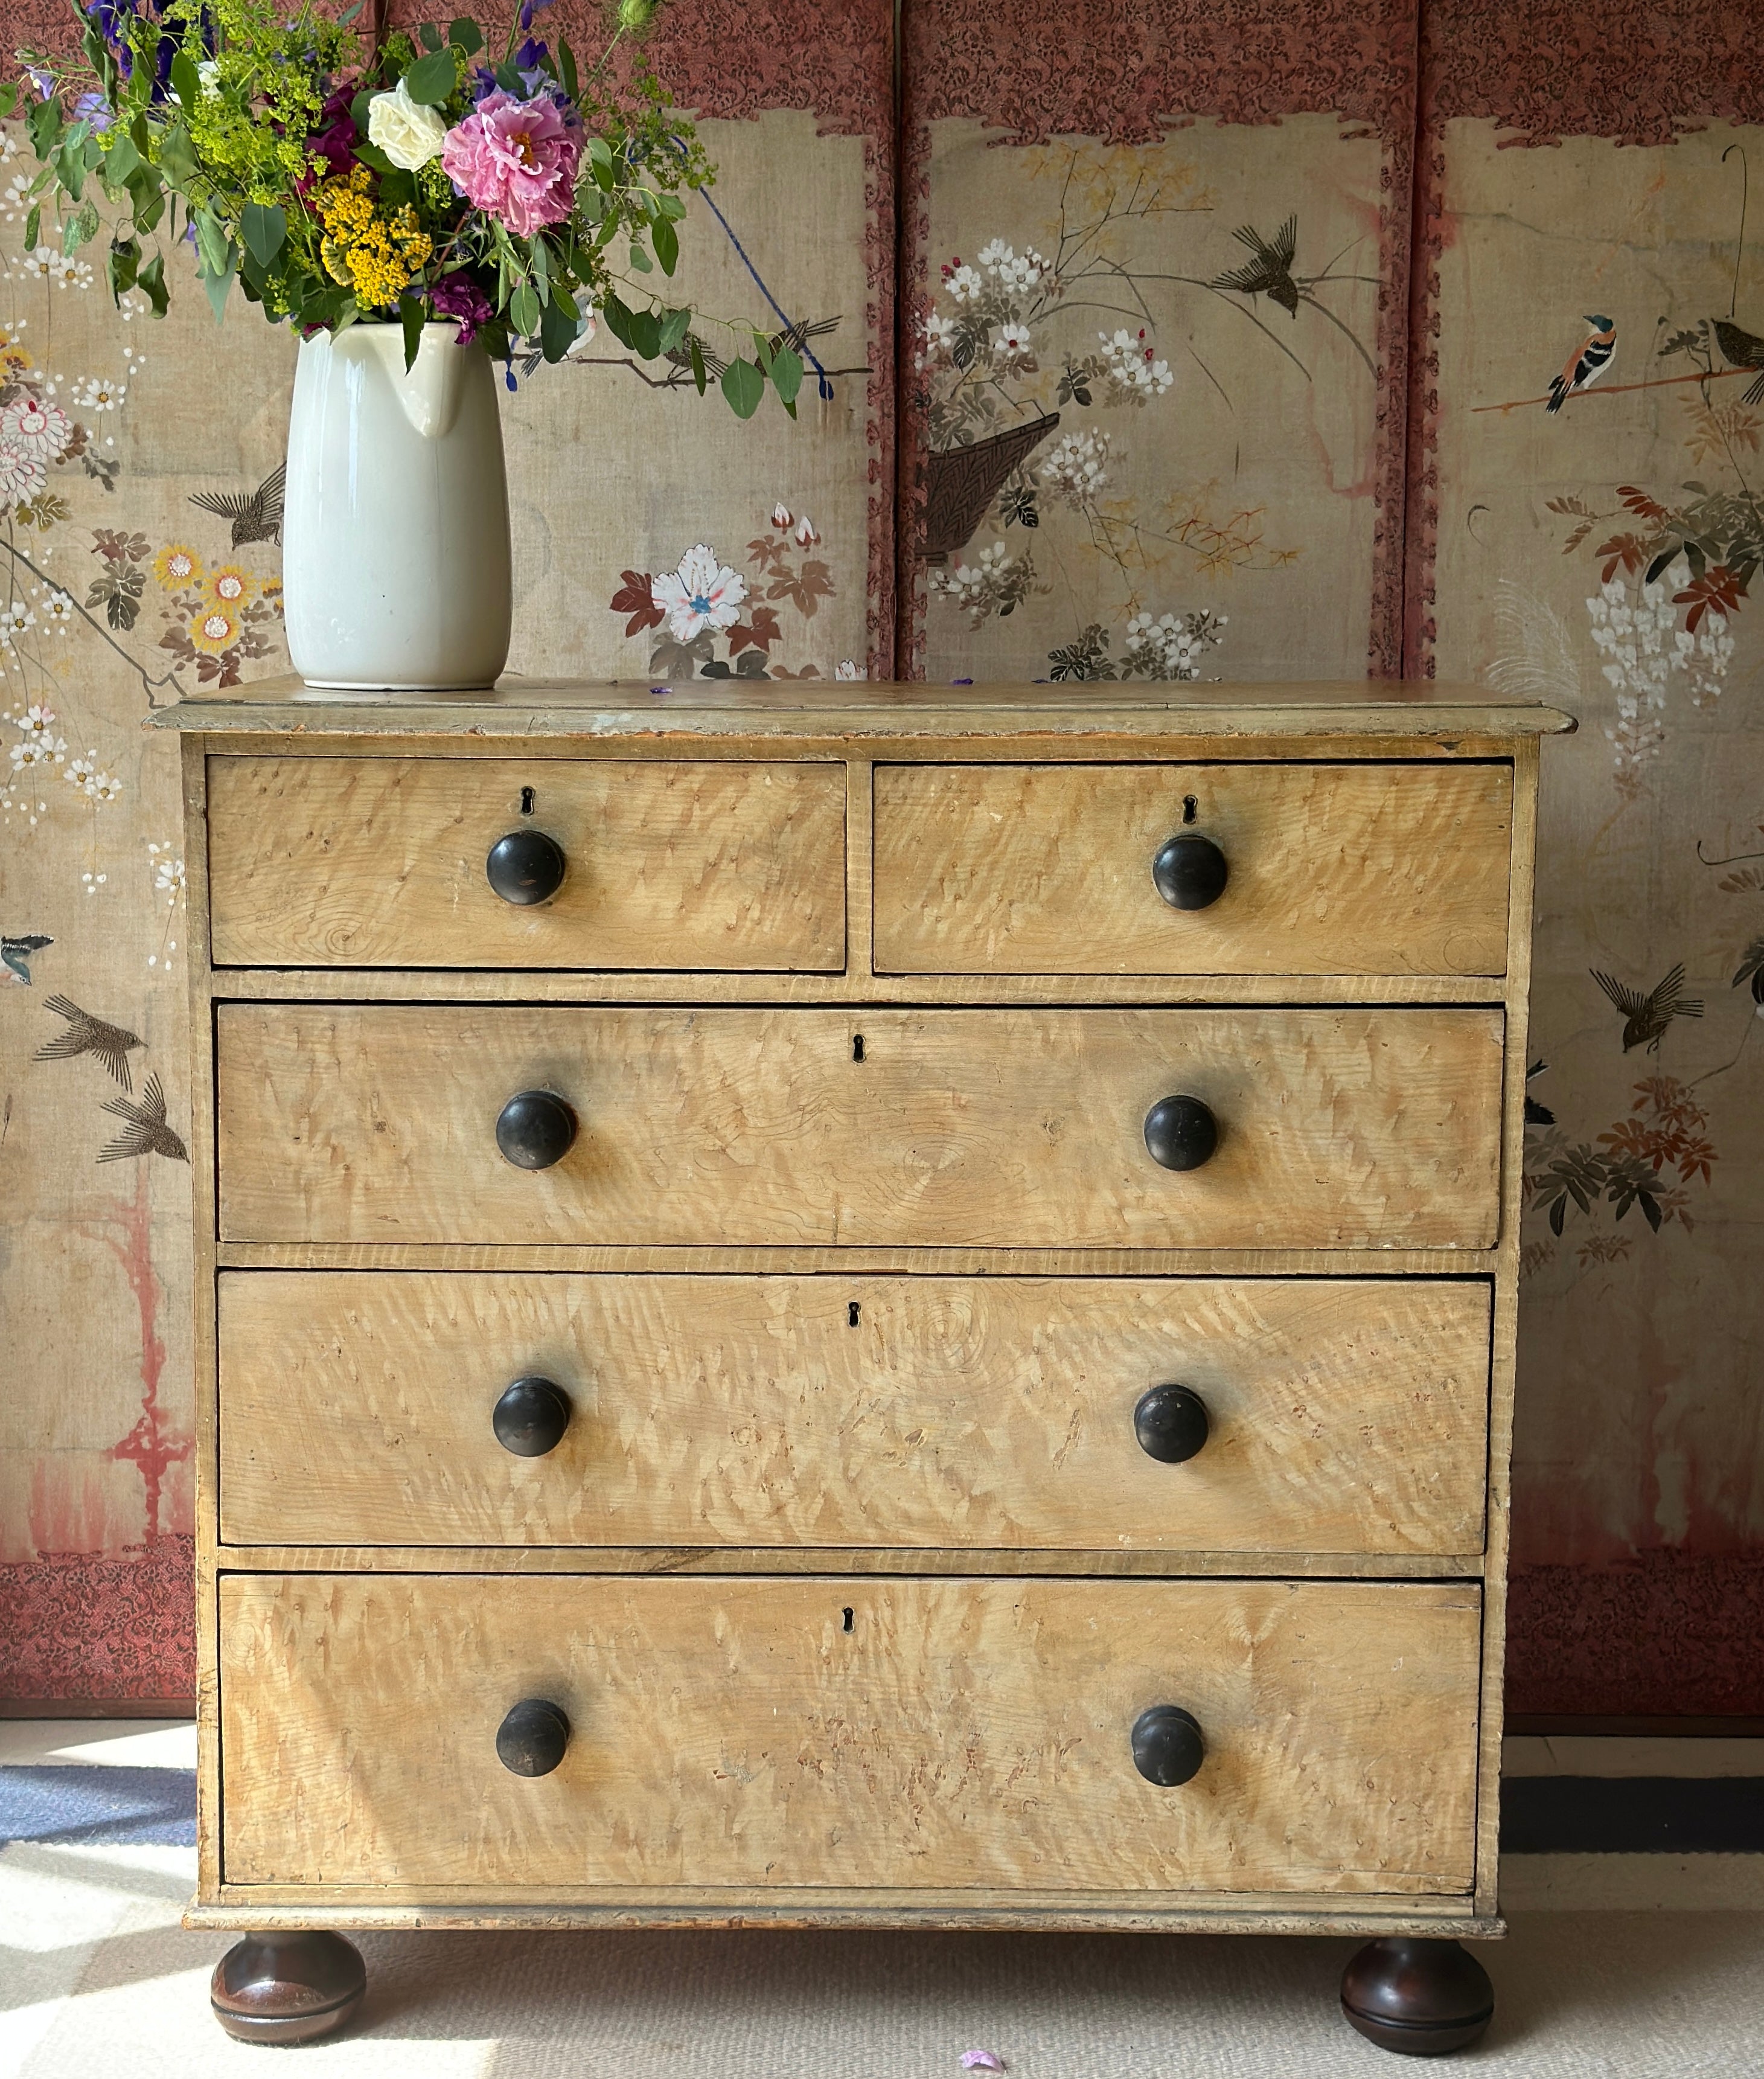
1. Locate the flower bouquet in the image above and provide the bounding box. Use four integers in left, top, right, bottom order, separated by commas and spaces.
10, 1, 805, 687
13, 0, 805, 412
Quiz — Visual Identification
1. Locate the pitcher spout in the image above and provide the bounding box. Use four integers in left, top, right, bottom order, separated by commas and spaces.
362, 321, 473, 440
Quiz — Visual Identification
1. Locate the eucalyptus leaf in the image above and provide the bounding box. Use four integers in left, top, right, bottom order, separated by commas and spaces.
158, 123, 198, 187
404, 49, 458, 106
628, 242, 651, 274
538, 294, 577, 363
63, 201, 98, 254
689, 334, 706, 394
202, 252, 236, 325
352, 141, 397, 175
770, 344, 803, 406
557, 36, 578, 98
103, 132, 142, 188
239, 201, 285, 269
510, 282, 541, 338
170, 50, 202, 112
599, 292, 635, 348
22, 203, 39, 253
450, 16, 484, 53
54, 139, 87, 204
138, 251, 168, 317
194, 207, 230, 278
587, 136, 613, 167
401, 296, 425, 371
657, 306, 691, 354
720, 357, 764, 419
630, 308, 661, 359
651, 217, 677, 276
418, 21, 443, 50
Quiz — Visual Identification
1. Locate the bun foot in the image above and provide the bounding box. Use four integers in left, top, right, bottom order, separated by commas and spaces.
211, 1931, 366, 2045
1340, 1937, 1494, 2057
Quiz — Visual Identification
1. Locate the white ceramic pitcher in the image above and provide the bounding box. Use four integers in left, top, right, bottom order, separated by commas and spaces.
283, 321, 513, 690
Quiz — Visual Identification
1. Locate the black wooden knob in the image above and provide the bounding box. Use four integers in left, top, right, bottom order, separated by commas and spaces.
1131, 1704, 1205, 1787
1134, 1384, 1210, 1464
1152, 833, 1228, 911
496, 1697, 570, 1776
1143, 1094, 1218, 1171
495, 1089, 576, 1170
493, 1376, 572, 1457
486, 828, 567, 906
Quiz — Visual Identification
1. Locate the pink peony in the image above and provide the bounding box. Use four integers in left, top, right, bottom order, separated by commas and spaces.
441, 89, 580, 238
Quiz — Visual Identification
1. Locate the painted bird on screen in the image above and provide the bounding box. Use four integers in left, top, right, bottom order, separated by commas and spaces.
1546, 316, 1616, 413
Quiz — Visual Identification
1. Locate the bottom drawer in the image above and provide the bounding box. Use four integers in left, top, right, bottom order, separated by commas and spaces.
220, 1574, 1481, 1896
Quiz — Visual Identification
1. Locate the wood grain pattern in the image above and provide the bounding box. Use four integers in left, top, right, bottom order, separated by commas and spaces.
206, 757, 846, 970
219, 1574, 1481, 1894
873, 764, 1512, 976
216, 1273, 1491, 1555
214, 1005, 1505, 1251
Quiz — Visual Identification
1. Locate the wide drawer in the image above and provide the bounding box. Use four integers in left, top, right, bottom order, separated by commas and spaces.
205, 756, 846, 970
217, 1273, 1491, 1554
872, 763, 1512, 975
215, 1005, 1503, 1249
219, 1573, 1481, 1893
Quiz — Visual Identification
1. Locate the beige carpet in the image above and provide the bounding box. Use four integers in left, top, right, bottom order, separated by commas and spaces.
7, 1723, 1763, 2076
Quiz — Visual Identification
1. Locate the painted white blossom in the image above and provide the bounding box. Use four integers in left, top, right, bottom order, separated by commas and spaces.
793, 514, 819, 548
1099, 328, 1174, 399
921, 312, 957, 356
993, 321, 1034, 366
944, 263, 984, 304
0, 600, 36, 643
651, 543, 747, 642
88, 770, 123, 805
41, 590, 74, 631
0, 441, 45, 504
65, 755, 95, 790
72, 376, 124, 412
771, 502, 793, 530
1122, 607, 1227, 682
1038, 428, 1110, 506
1, 395, 72, 457
834, 659, 863, 681
19, 245, 93, 290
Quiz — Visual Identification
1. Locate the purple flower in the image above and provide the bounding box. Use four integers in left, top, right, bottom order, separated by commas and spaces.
24, 65, 56, 101
72, 89, 115, 131
86, 0, 139, 51
428, 271, 495, 345
517, 0, 557, 31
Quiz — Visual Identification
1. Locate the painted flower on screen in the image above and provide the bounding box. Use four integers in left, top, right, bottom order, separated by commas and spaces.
652, 544, 747, 642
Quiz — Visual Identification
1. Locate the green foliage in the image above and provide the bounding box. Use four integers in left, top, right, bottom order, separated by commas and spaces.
12, 0, 803, 418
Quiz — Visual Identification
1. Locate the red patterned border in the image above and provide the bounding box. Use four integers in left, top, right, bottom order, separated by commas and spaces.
0, 1537, 196, 1702
1404, 0, 1764, 673
1509, 1555, 1764, 1717
898, 0, 1419, 679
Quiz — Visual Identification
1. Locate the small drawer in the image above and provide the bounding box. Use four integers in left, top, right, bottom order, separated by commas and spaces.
220, 1572, 1481, 1893
217, 1272, 1491, 1555
205, 755, 846, 970
872, 763, 1512, 976
214, 1005, 1504, 1249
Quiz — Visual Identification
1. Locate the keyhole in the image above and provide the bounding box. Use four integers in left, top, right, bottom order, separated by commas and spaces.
842, 1607, 854, 1633
847, 1301, 861, 1328
1181, 794, 1198, 825
519, 786, 535, 816
852, 1034, 865, 1062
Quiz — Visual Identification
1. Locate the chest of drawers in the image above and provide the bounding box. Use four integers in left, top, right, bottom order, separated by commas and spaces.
161, 679, 1569, 2053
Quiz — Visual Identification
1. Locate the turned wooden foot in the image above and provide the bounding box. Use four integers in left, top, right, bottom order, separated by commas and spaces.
1340, 1937, 1494, 2057
210, 1931, 366, 2045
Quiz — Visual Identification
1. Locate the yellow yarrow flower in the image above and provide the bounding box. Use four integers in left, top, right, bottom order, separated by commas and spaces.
313, 170, 433, 312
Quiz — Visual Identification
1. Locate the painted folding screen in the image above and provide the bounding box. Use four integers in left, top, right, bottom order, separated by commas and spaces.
1409, 0, 1764, 1714
898, 0, 1417, 685
0, 0, 894, 1703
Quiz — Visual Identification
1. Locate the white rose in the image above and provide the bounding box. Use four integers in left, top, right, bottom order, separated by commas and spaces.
368, 81, 449, 171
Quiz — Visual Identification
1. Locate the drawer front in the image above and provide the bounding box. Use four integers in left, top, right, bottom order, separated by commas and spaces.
219, 1273, 1491, 1555
220, 1574, 1480, 1893
216, 1005, 1503, 1249
206, 757, 846, 970
873, 763, 1512, 976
